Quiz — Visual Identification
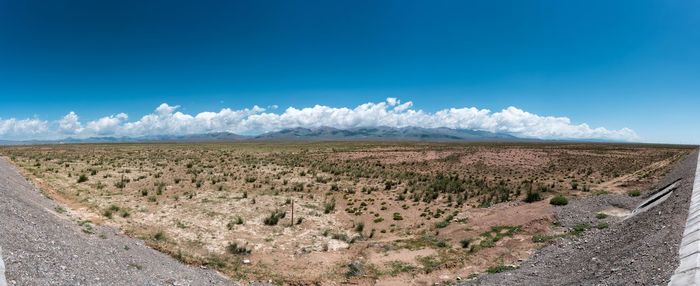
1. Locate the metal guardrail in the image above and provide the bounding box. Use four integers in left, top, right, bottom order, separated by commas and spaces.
669, 151, 700, 286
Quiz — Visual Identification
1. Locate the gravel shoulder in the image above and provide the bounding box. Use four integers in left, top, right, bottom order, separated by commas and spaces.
464, 148, 699, 286
0, 157, 236, 286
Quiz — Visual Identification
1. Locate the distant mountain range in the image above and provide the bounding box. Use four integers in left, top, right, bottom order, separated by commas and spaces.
253, 126, 518, 141
0, 126, 526, 145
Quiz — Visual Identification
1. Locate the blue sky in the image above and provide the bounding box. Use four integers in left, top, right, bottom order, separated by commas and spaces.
0, 0, 698, 143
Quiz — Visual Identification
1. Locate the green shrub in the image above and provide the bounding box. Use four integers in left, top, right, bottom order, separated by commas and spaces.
263, 210, 285, 226
549, 195, 568, 206
77, 174, 88, 183
153, 231, 166, 241
571, 223, 591, 235
524, 190, 542, 203
435, 240, 448, 248
435, 220, 450, 228
355, 222, 364, 232
532, 234, 559, 243
596, 212, 608, 219
385, 261, 417, 276
346, 262, 363, 278
627, 190, 641, 197
120, 209, 130, 218
393, 212, 403, 220
487, 264, 517, 273
416, 256, 441, 274
324, 198, 336, 214
226, 242, 251, 255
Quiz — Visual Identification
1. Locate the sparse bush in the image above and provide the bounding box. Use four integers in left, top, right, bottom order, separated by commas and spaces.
355, 222, 364, 232
77, 174, 88, 183
571, 181, 578, 190
324, 198, 336, 214
487, 263, 517, 273
102, 209, 113, 219
435, 219, 451, 228
226, 242, 251, 255
346, 261, 364, 278
120, 209, 130, 218
227, 216, 244, 230
572, 223, 591, 235
263, 210, 285, 226
153, 231, 166, 241
416, 256, 441, 274
386, 261, 417, 276
524, 190, 542, 203
532, 233, 563, 243
550, 195, 568, 206
627, 190, 641, 197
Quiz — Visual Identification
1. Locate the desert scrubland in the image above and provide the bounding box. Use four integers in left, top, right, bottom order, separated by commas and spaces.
0, 142, 691, 285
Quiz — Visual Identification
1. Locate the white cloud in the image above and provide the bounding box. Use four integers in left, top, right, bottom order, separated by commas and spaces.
58, 112, 83, 134
0, 98, 639, 141
85, 113, 128, 135
0, 118, 49, 140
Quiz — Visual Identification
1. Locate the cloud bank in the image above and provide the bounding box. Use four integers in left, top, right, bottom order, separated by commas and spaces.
0, 98, 638, 141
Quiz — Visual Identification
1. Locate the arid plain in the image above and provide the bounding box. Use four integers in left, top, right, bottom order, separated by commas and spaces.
0, 142, 692, 285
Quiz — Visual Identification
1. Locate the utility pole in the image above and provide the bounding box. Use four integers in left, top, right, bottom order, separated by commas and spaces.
290, 198, 294, 227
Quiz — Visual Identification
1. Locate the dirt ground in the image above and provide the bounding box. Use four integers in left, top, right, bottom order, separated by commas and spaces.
0, 142, 691, 285
464, 149, 699, 286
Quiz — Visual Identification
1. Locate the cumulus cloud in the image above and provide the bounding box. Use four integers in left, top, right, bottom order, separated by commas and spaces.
58, 112, 83, 134
0, 118, 50, 140
85, 113, 128, 135
0, 98, 639, 141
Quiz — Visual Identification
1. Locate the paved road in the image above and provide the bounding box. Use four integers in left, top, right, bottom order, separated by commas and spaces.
0, 157, 235, 286
669, 151, 700, 285
1, 246, 6, 286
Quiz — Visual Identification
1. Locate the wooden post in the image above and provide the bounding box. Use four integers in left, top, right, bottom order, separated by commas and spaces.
290, 198, 294, 227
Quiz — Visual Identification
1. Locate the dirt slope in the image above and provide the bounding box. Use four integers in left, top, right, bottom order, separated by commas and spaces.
465, 149, 699, 286
0, 157, 236, 286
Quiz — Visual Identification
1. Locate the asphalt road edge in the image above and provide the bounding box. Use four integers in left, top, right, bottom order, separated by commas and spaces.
669, 150, 700, 285
0, 246, 6, 286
